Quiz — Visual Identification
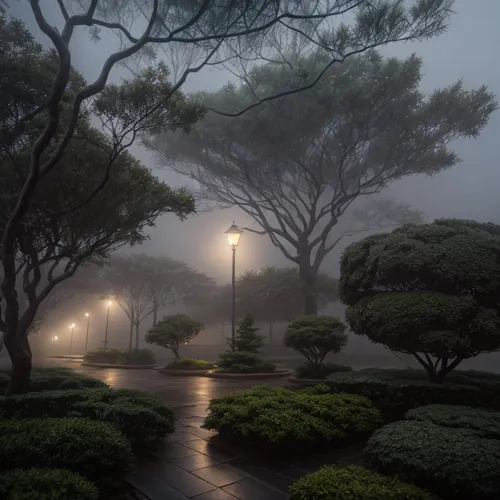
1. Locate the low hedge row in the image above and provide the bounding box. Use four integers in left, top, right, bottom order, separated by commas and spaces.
0, 367, 108, 392
324, 368, 500, 419
164, 357, 214, 370
0, 418, 133, 490
289, 465, 438, 500
203, 386, 381, 452
295, 362, 352, 380
0, 468, 99, 500
365, 404, 500, 500
216, 351, 276, 374
0, 387, 175, 445
83, 348, 155, 365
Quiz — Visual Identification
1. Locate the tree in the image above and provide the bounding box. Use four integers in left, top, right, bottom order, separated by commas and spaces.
150, 50, 496, 314
284, 315, 348, 368
339, 219, 500, 383
146, 314, 203, 360
232, 312, 265, 353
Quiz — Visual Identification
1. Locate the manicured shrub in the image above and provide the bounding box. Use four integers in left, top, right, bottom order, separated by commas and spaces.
0, 418, 133, 488
365, 419, 500, 500
295, 362, 352, 380
216, 350, 276, 373
289, 465, 438, 500
0, 367, 108, 392
0, 387, 175, 443
164, 357, 214, 370
231, 312, 265, 352
203, 386, 381, 452
0, 468, 99, 500
325, 368, 500, 420
284, 316, 348, 375
83, 348, 155, 365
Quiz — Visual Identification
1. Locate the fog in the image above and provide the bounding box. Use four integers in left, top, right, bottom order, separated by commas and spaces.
4, 1, 500, 370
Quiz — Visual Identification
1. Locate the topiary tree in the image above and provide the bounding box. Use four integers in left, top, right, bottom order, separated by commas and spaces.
340, 219, 500, 384
231, 313, 266, 353
145, 314, 203, 360
284, 316, 348, 375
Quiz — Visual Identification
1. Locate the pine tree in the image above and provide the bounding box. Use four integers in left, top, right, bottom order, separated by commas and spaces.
233, 313, 265, 353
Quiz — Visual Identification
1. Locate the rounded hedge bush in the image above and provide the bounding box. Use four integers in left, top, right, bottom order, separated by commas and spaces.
295, 362, 352, 380
216, 351, 276, 373
365, 419, 500, 500
0, 387, 175, 444
289, 465, 438, 500
165, 357, 214, 370
0, 468, 98, 500
203, 386, 381, 452
0, 418, 133, 489
325, 368, 500, 420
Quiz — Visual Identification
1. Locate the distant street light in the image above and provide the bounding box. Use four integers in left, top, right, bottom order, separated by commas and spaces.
103, 301, 112, 352
68, 323, 75, 355
225, 222, 243, 351
84, 313, 90, 353
51, 335, 59, 344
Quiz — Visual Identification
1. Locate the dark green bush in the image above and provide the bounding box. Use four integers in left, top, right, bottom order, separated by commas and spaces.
289, 465, 438, 500
165, 357, 214, 370
203, 386, 381, 452
365, 419, 500, 500
0, 367, 108, 392
405, 404, 500, 439
0, 418, 132, 488
295, 362, 352, 380
0, 468, 98, 500
216, 350, 276, 373
83, 348, 155, 365
325, 368, 500, 420
0, 387, 175, 443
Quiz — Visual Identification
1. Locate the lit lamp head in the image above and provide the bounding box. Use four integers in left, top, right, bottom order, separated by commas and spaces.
225, 222, 243, 248
108, 300, 112, 307
85, 313, 89, 317
70, 323, 75, 329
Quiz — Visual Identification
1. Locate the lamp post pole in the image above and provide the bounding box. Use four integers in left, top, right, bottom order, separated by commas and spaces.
68, 324, 75, 355
104, 301, 111, 352
84, 313, 90, 353
225, 222, 243, 352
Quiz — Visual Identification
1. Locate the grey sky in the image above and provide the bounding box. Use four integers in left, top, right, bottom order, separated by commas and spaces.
9, 0, 500, 282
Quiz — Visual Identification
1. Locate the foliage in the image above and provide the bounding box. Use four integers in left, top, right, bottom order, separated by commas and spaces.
83, 348, 155, 365
232, 313, 265, 353
365, 417, 500, 500
146, 314, 203, 359
0, 367, 108, 392
152, 49, 496, 314
0, 468, 99, 500
164, 357, 213, 370
284, 316, 348, 368
295, 362, 352, 380
0, 387, 175, 445
324, 368, 500, 420
203, 386, 381, 452
289, 465, 438, 500
340, 219, 500, 382
0, 418, 133, 489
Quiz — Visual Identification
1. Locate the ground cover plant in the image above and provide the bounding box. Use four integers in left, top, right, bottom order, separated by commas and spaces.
83, 348, 155, 365
164, 357, 214, 370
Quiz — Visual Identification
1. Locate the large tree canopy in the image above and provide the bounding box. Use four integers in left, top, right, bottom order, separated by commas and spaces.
150, 50, 496, 315
340, 219, 500, 383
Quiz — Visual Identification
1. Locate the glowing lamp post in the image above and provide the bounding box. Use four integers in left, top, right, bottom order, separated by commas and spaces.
104, 301, 112, 352
225, 222, 243, 351
84, 313, 90, 353
68, 323, 75, 355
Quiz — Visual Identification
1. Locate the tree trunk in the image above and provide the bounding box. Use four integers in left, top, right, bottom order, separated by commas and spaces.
4, 333, 32, 395
135, 322, 139, 351
152, 303, 158, 326
299, 263, 318, 315
128, 318, 134, 351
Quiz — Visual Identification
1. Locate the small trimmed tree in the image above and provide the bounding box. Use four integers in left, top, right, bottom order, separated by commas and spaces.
340, 219, 500, 383
284, 316, 348, 372
146, 314, 203, 360
231, 313, 266, 353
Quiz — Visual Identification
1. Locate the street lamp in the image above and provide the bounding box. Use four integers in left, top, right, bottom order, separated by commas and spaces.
103, 301, 112, 352
84, 313, 90, 353
68, 323, 75, 355
225, 222, 243, 351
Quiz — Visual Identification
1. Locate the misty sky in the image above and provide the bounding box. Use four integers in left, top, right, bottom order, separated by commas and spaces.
9, 0, 500, 283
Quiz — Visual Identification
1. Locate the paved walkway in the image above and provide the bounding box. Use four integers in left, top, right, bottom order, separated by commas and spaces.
42, 360, 364, 499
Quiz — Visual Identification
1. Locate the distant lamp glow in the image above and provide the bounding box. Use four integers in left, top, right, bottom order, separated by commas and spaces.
108, 300, 112, 307
85, 312, 89, 317
54, 336, 58, 341
70, 323, 75, 328
225, 223, 243, 248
